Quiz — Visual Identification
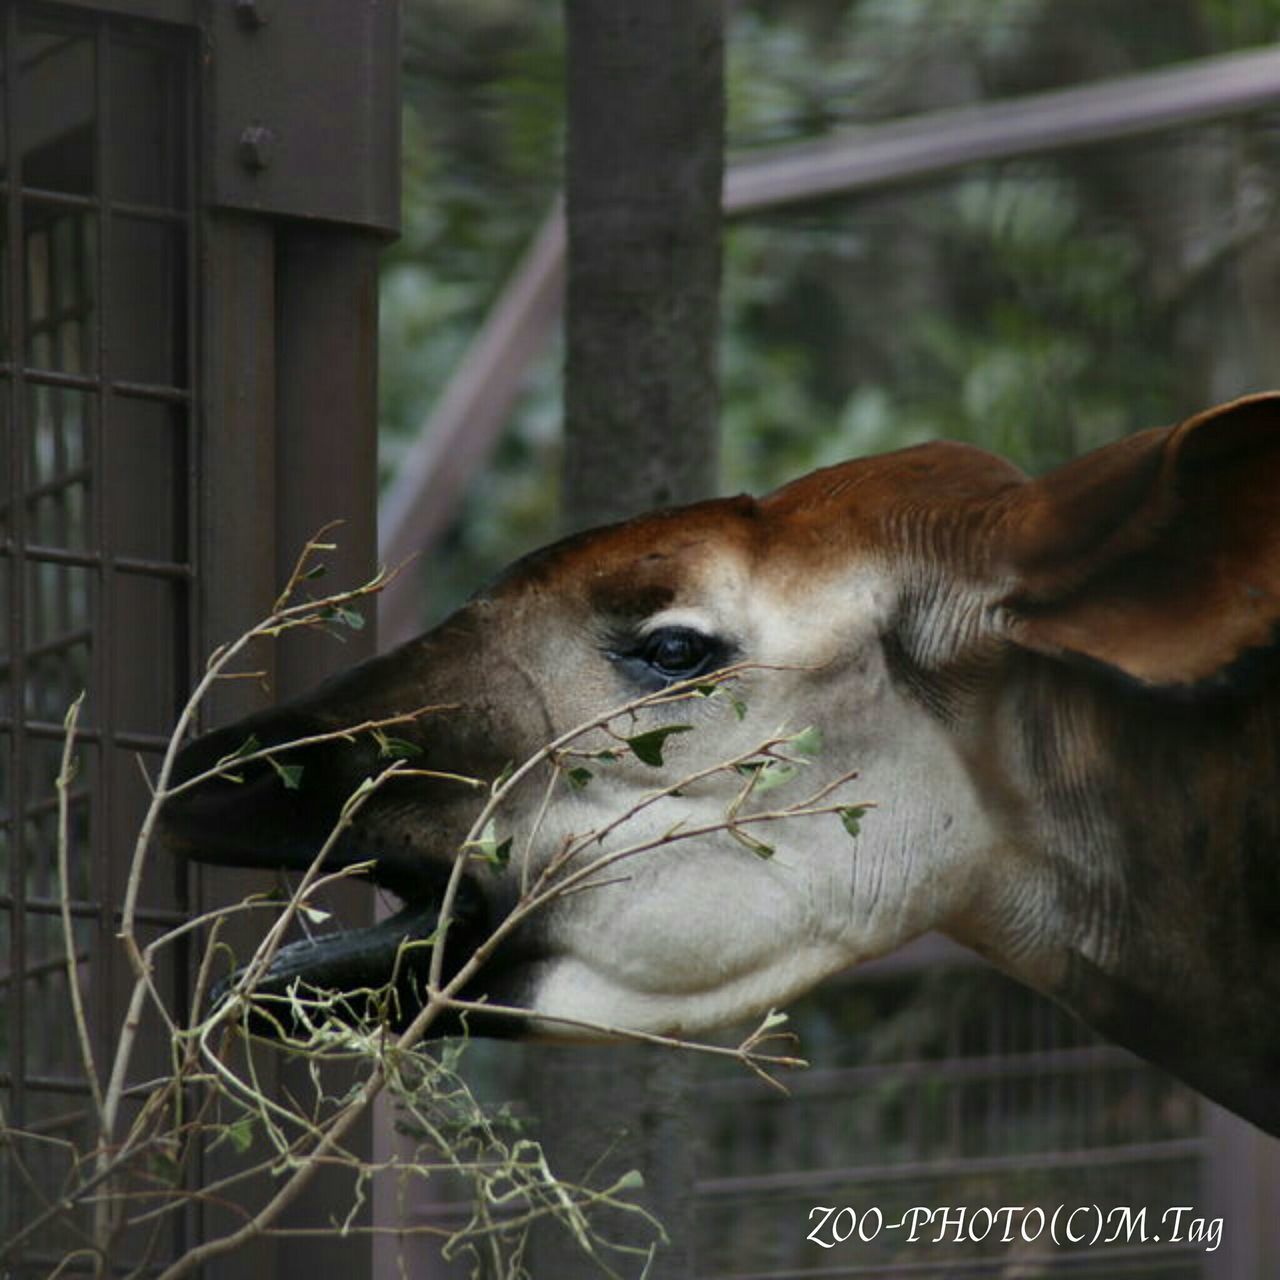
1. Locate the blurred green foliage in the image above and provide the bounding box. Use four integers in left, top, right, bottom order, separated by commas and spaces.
380, 0, 563, 613
381, 0, 1280, 620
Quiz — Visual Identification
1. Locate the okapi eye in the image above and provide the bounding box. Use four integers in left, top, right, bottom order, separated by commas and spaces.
640, 627, 716, 679
605, 624, 732, 690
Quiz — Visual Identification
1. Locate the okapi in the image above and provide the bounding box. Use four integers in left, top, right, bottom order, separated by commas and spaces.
163, 393, 1280, 1136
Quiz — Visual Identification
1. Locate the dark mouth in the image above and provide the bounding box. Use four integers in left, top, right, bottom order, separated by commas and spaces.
162, 734, 492, 1034
207, 880, 489, 1037
161, 701, 534, 1038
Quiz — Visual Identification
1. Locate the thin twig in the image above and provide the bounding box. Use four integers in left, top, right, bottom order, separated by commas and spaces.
56, 694, 103, 1115
23, 547, 860, 1278
440, 996, 808, 1081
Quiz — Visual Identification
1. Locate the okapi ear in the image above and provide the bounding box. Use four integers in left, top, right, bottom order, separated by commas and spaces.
995, 392, 1280, 688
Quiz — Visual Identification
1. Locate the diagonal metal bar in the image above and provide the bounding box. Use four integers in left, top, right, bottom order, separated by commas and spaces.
376, 43, 1280, 648
377, 202, 566, 620
723, 43, 1280, 212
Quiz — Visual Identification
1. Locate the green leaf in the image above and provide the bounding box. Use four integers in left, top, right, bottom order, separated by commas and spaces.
336, 779, 375, 824
730, 826, 775, 859
839, 805, 869, 838
148, 1149, 181, 1184
565, 766, 593, 790
626, 724, 693, 767
216, 734, 261, 773
732, 757, 798, 788
227, 1115, 254, 1155
466, 819, 513, 869
692, 683, 747, 720
62, 692, 86, 730
788, 725, 823, 756
373, 728, 423, 760
760, 1009, 789, 1031
323, 604, 365, 631
734, 759, 796, 793
752, 761, 798, 794
491, 760, 516, 794
269, 758, 304, 790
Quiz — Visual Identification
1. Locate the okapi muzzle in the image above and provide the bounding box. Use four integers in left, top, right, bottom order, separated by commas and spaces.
162, 611, 536, 1033
164, 393, 1280, 1136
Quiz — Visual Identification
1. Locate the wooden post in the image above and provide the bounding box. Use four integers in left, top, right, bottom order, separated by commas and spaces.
524, 2, 726, 1275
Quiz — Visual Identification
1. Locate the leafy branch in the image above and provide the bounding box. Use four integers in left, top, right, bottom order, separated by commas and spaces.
1, 538, 870, 1280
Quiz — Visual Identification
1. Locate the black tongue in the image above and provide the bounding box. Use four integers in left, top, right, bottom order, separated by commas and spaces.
209, 896, 477, 1034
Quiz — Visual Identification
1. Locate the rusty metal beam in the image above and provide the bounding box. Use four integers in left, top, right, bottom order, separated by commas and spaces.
723, 42, 1280, 212
377, 206, 566, 645
376, 43, 1280, 648
205, 0, 400, 235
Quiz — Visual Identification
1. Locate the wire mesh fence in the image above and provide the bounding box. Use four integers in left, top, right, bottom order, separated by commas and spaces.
0, 7, 196, 1272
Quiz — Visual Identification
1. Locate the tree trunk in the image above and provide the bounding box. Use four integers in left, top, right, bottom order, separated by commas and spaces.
525, 3, 725, 1276
559, 0, 724, 531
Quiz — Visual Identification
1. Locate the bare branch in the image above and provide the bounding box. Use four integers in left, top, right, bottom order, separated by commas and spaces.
15, 546, 866, 1279
56, 694, 102, 1116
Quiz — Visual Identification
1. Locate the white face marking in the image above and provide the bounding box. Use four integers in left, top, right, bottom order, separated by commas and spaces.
486, 557, 1005, 1039
638, 607, 719, 637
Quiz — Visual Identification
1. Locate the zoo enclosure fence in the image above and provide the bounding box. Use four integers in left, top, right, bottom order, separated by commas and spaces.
0, 1, 396, 1275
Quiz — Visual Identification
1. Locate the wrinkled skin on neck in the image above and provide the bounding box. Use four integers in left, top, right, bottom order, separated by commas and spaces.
976, 656, 1280, 1132
163, 393, 1280, 1136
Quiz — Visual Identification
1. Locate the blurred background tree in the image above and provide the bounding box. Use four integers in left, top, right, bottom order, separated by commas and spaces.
380, 0, 1280, 622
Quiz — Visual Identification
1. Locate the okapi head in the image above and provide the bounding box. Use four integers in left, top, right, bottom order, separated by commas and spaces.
163, 393, 1280, 1136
